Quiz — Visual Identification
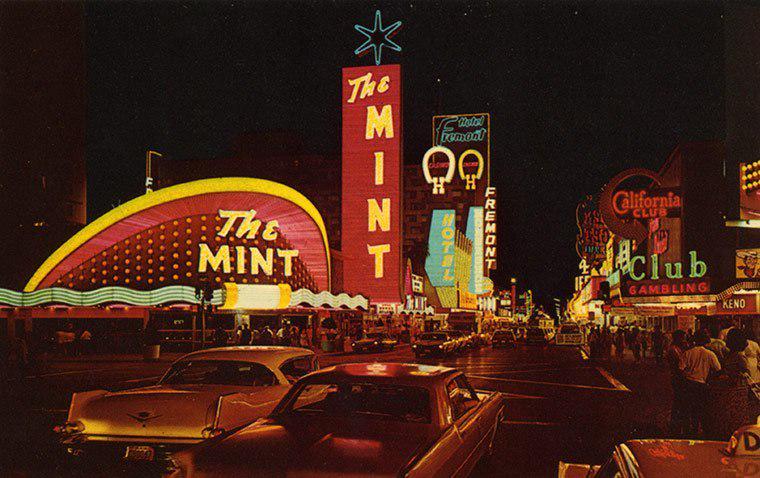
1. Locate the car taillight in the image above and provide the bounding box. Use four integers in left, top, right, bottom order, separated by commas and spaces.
54, 421, 84, 434
201, 427, 225, 439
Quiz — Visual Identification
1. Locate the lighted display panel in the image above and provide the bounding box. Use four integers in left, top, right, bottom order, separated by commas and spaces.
26, 178, 330, 293
740, 161, 760, 220
466, 206, 484, 294
341, 64, 403, 304
425, 209, 456, 288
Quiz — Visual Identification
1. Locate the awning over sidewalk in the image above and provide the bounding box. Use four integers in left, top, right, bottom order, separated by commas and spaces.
0, 284, 368, 310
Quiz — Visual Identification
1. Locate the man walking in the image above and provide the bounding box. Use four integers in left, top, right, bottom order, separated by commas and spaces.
679, 330, 721, 437
652, 326, 664, 364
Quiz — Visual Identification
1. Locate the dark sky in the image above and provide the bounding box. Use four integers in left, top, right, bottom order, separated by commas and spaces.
84, 1, 725, 308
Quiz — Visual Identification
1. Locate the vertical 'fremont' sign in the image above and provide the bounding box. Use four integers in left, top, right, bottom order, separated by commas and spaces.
341, 64, 403, 304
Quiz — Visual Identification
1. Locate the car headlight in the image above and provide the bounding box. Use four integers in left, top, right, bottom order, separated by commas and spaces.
412, 344, 417, 348
351, 342, 356, 347
374, 341, 379, 345
438, 345, 444, 349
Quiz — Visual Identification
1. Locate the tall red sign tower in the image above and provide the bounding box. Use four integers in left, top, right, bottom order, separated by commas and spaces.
341, 64, 403, 304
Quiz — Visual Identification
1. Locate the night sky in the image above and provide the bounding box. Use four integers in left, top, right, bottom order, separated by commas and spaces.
84, 1, 724, 308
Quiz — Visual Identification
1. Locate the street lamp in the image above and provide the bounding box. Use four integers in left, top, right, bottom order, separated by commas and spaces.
194, 275, 214, 350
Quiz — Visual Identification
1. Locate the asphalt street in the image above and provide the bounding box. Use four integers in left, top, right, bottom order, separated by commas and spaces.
0, 343, 650, 477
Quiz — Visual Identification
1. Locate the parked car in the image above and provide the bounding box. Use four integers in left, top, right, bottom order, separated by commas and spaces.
555, 323, 584, 346
167, 363, 505, 477
351, 332, 398, 353
559, 422, 760, 478
413, 332, 458, 357
525, 327, 550, 345
491, 329, 517, 348
55, 346, 316, 466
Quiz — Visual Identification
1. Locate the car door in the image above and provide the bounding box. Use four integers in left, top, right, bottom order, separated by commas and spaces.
446, 375, 483, 477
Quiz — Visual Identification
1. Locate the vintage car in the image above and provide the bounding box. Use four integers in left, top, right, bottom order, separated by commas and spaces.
555, 323, 584, 346
351, 332, 398, 353
167, 363, 505, 477
491, 329, 517, 348
559, 421, 760, 478
412, 331, 458, 357
55, 346, 316, 465
526, 327, 550, 345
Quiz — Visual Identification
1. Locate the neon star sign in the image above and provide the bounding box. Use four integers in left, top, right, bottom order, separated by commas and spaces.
354, 10, 402, 66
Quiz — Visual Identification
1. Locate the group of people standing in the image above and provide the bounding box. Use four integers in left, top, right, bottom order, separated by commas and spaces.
588, 325, 652, 361
667, 324, 760, 437
212, 323, 312, 349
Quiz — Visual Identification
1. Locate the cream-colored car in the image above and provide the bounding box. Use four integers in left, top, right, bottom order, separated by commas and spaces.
56, 346, 317, 465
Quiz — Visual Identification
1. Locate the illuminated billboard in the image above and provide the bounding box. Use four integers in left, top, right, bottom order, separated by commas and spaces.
599, 168, 681, 242
575, 195, 610, 268
740, 161, 760, 220
737, 248, 759, 279
466, 206, 484, 294
621, 251, 710, 297
425, 210, 456, 287
26, 178, 331, 293
426, 113, 490, 196
341, 64, 403, 304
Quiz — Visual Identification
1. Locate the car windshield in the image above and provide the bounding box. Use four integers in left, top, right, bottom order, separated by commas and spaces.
160, 360, 277, 386
284, 380, 431, 423
560, 325, 580, 333
527, 329, 545, 337
493, 331, 512, 338
365, 333, 385, 339
419, 333, 447, 341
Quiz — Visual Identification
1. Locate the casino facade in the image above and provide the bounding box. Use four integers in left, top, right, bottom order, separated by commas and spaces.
0, 178, 367, 351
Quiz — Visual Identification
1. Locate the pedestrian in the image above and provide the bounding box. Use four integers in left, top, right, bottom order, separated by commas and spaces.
251, 327, 261, 345
261, 326, 274, 345
276, 324, 287, 345
213, 326, 228, 348
614, 328, 626, 362
741, 330, 760, 384
629, 327, 642, 363
652, 326, 664, 364
680, 329, 721, 437
79, 328, 92, 355
588, 328, 599, 358
667, 329, 688, 437
705, 326, 728, 362
240, 324, 252, 345
720, 328, 750, 386
289, 326, 300, 347
299, 328, 310, 349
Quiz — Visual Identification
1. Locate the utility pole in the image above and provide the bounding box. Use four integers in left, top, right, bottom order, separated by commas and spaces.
194, 275, 214, 350
145, 150, 162, 193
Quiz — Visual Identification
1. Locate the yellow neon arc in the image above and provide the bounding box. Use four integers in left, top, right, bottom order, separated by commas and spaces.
25, 178, 331, 292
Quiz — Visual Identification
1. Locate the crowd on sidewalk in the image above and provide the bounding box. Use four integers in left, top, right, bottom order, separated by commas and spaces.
587, 320, 760, 439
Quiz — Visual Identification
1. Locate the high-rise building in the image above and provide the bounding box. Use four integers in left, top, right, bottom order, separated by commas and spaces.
0, 2, 87, 289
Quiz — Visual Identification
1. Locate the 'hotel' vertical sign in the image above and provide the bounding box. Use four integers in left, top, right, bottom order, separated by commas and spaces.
341, 64, 403, 304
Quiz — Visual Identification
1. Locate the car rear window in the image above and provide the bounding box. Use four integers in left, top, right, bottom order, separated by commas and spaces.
560, 325, 580, 333
287, 381, 431, 423
160, 360, 277, 386
527, 329, 545, 337
493, 331, 512, 338
419, 333, 447, 341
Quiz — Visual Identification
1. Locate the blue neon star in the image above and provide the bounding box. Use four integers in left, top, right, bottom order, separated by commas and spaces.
354, 10, 402, 66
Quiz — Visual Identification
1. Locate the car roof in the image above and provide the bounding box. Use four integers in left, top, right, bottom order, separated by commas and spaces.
177, 346, 314, 367
301, 363, 458, 387
623, 439, 731, 476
